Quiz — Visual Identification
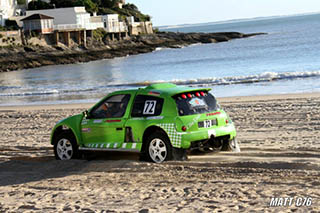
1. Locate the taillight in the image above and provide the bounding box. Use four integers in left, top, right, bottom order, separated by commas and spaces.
187, 93, 192, 98
181, 94, 187, 99
182, 126, 187, 131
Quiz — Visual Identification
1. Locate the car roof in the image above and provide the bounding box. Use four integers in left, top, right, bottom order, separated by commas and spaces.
107, 83, 211, 98
139, 83, 211, 97
91, 83, 211, 111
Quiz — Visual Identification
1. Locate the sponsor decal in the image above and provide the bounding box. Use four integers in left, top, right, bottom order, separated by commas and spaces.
85, 142, 140, 150
106, 119, 121, 123
269, 197, 312, 207
132, 143, 137, 149
146, 116, 164, 120
82, 128, 91, 133
206, 112, 221, 116
189, 98, 205, 107
148, 91, 161, 96
81, 119, 88, 125
131, 117, 145, 120
93, 119, 103, 124
186, 114, 201, 129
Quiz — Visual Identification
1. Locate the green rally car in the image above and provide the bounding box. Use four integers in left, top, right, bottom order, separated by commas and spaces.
51, 83, 239, 163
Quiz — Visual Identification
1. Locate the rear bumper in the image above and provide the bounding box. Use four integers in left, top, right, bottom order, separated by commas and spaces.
180, 124, 236, 149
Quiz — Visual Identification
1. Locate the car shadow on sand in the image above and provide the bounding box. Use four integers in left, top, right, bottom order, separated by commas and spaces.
0, 151, 141, 187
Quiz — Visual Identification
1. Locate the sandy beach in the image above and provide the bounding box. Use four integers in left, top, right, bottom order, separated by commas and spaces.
0, 93, 320, 212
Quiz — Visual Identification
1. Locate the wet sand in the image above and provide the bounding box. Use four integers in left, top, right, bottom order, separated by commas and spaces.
0, 93, 320, 212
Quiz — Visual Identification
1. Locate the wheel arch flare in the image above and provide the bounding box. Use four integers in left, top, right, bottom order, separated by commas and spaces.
51, 124, 80, 145
142, 123, 182, 149
50, 114, 84, 145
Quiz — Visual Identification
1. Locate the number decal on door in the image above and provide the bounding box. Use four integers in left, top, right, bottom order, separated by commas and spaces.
143, 100, 157, 115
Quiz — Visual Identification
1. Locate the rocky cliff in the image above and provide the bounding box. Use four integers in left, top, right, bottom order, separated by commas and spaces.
0, 31, 266, 72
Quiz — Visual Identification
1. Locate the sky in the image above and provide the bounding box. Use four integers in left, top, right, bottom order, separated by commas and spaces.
128, 0, 320, 26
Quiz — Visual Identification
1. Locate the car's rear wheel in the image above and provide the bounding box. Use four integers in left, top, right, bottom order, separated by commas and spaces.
222, 138, 240, 152
54, 132, 79, 160
146, 132, 172, 163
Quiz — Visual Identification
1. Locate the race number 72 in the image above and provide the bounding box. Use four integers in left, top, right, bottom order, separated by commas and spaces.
143, 100, 157, 115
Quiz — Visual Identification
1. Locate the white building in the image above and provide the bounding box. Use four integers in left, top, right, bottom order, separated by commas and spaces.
126, 16, 153, 35
0, 0, 23, 26
26, 7, 102, 31
102, 14, 127, 33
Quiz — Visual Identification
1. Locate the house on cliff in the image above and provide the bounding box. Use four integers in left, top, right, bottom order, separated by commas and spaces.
21, 13, 54, 34
18, 5, 153, 47
90, 14, 129, 40
23, 7, 94, 47
26, 7, 102, 31
23, 7, 131, 46
127, 16, 153, 35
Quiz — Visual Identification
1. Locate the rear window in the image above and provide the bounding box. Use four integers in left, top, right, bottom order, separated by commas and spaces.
174, 91, 219, 116
131, 95, 164, 117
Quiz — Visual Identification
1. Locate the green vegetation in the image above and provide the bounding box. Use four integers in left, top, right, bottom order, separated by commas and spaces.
113, 4, 151, 22
50, 0, 97, 13
0, 21, 19, 31
96, 2, 150, 22
92, 28, 107, 41
17, 0, 26, 5
28, 0, 151, 22
28, 0, 53, 10
153, 27, 160, 33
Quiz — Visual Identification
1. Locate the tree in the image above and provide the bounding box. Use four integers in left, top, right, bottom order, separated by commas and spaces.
100, 0, 120, 8
76, 0, 98, 13
50, 0, 77, 8
17, 0, 26, 5
50, 0, 97, 13
123, 3, 138, 11
28, 0, 53, 10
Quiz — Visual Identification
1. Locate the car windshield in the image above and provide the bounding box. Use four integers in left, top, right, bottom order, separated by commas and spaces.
174, 91, 219, 116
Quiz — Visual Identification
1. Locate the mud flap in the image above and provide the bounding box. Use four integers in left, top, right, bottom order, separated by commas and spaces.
172, 148, 188, 161
231, 138, 241, 153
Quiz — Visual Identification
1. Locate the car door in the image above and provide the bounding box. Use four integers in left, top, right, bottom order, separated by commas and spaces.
125, 95, 165, 144
81, 94, 131, 149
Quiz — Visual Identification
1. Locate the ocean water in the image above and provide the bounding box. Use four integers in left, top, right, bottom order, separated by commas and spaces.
1, 13, 320, 106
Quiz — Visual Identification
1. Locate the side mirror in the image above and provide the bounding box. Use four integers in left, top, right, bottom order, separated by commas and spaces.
83, 110, 89, 118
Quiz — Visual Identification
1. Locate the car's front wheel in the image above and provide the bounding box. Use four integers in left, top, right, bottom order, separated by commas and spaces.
146, 132, 172, 163
54, 132, 79, 160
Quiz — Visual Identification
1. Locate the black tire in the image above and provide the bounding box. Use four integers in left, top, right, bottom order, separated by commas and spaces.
145, 131, 173, 163
221, 138, 240, 152
53, 132, 80, 160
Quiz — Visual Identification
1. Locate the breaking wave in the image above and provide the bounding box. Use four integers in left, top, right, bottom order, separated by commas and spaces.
113, 71, 320, 87
1, 71, 320, 97
0, 88, 97, 97
0, 89, 60, 97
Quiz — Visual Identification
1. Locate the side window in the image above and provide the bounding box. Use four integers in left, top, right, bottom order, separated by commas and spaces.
131, 95, 164, 117
91, 94, 131, 119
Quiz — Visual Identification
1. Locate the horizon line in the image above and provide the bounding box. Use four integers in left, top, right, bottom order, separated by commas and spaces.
156, 11, 320, 29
